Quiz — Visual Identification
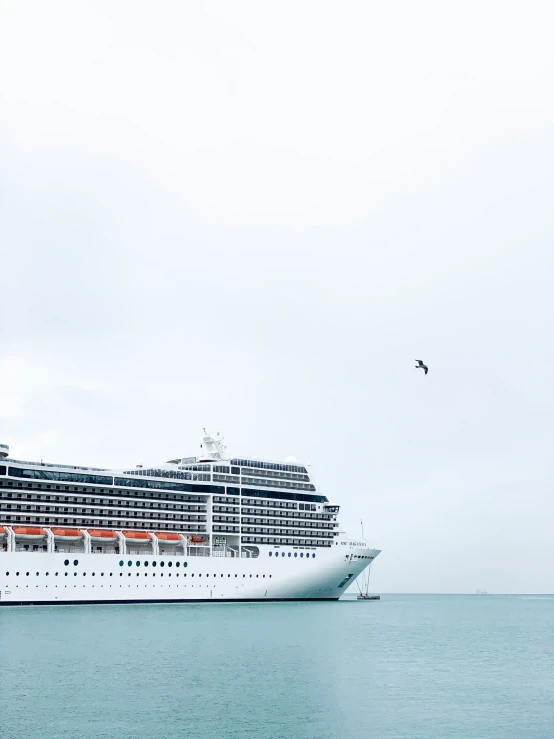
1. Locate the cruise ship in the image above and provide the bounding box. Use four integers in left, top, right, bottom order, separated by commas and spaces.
0, 432, 380, 606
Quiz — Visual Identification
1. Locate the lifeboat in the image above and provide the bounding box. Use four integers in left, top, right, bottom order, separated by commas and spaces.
123, 530, 151, 546
88, 529, 118, 543
0, 526, 6, 539
52, 528, 83, 542
156, 532, 183, 545
13, 526, 46, 541
189, 535, 207, 544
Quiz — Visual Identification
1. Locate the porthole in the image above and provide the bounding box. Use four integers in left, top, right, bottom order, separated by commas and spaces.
119, 561, 124, 567
55, 572, 58, 576
176, 562, 180, 568
281, 552, 285, 557
168, 562, 172, 568
136, 561, 140, 567
300, 553, 304, 558
199, 573, 202, 577
36, 572, 39, 576
288, 552, 291, 557
74, 572, 77, 577
269, 551, 273, 557
65, 572, 68, 577
294, 553, 297, 558
127, 561, 132, 567
152, 561, 157, 567
235, 574, 238, 578
144, 561, 149, 567
64, 559, 69, 566
120, 573, 123, 577
16, 572, 19, 576
5, 572, 9, 576
160, 561, 165, 568
312, 553, 316, 558
101, 573, 104, 577
73, 559, 79, 566
184, 562, 188, 568
83, 573, 86, 576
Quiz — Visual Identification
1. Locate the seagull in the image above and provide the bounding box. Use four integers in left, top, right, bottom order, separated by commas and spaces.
415, 359, 428, 375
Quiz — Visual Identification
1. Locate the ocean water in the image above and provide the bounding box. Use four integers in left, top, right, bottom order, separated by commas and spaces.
1, 594, 553, 739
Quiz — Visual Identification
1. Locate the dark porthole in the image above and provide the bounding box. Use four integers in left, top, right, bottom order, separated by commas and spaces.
110, 573, 113, 577
160, 561, 165, 568
235, 574, 238, 578
120, 573, 123, 577
137, 573, 140, 577
127, 561, 132, 567
288, 553, 291, 557
168, 561, 172, 568
55, 572, 59, 576
144, 561, 149, 567
184, 562, 187, 568
294, 553, 297, 557
92, 573, 95, 576
269, 551, 272, 557
199, 573, 202, 577
5, 572, 9, 577
73, 572, 77, 577
191, 574, 194, 577
300, 553, 304, 558
220, 574, 223, 578
119, 560, 124, 566
281, 552, 285, 557
152, 561, 157, 567
83, 573, 86, 576
312, 553, 316, 558
36, 572, 39, 576
136, 561, 140, 567
250, 574, 252, 578
73, 560, 79, 566
256, 574, 259, 578
16, 572, 19, 576
101, 573, 104, 577
228, 574, 231, 577
243, 574, 245, 578
65, 573, 68, 577
175, 562, 180, 568
64, 559, 69, 566
128, 573, 131, 577
269, 575, 272, 578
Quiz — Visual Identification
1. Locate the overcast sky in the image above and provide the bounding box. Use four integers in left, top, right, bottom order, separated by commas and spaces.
1, 1, 553, 593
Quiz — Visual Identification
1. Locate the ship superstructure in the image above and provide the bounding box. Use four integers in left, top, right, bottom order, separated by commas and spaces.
0, 433, 380, 605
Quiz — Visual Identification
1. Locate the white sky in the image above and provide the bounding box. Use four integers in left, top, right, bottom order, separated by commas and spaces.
1, 0, 553, 593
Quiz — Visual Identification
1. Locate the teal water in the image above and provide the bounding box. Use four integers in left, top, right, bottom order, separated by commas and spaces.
1, 595, 553, 739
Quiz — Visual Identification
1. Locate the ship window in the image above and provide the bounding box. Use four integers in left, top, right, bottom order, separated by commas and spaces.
5, 572, 8, 576
36, 572, 39, 576
312, 553, 316, 558
168, 561, 172, 568
64, 559, 69, 566
16, 572, 19, 576
294, 552, 297, 557
73, 559, 78, 566
281, 552, 285, 557
144, 561, 149, 567
175, 562, 180, 568
152, 561, 157, 567
288, 552, 291, 557
184, 562, 188, 568
300, 553, 304, 558
160, 561, 165, 568
136, 561, 140, 567
74, 572, 77, 576
119, 561, 124, 566
65, 572, 68, 577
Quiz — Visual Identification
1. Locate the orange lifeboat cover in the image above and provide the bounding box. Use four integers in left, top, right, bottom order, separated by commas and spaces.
190, 535, 206, 543
0, 526, 6, 534
88, 529, 116, 538
123, 530, 150, 539
52, 528, 82, 537
13, 527, 46, 535
156, 532, 182, 541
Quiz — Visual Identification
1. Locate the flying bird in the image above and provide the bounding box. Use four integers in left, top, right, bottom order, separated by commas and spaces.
415, 359, 428, 375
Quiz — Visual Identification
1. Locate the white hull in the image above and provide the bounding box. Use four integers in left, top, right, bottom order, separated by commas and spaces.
0, 544, 380, 605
